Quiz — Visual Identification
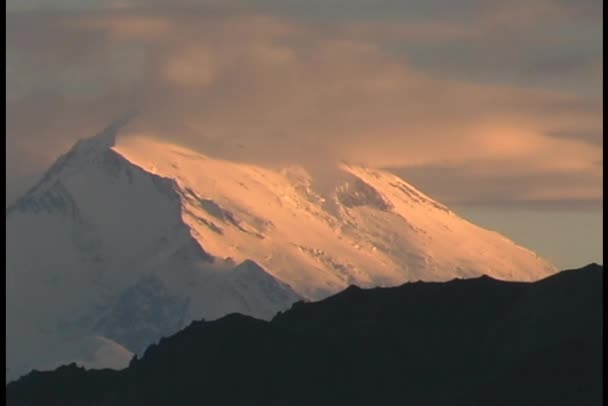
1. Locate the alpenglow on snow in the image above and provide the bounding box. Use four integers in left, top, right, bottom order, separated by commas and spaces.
6, 116, 556, 381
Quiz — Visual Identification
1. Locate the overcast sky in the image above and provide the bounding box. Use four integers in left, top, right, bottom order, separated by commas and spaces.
6, 0, 602, 268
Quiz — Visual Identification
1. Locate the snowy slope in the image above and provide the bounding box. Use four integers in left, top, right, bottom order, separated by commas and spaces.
115, 133, 556, 295
6, 117, 299, 382
6, 116, 556, 381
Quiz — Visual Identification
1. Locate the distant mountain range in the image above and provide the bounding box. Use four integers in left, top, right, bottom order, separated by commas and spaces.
6, 116, 556, 380
7, 264, 602, 406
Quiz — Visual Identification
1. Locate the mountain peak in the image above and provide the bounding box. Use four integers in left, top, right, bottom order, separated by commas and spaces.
33, 113, 138, 188
72, 112, 137, 154
7, 128, 559, 382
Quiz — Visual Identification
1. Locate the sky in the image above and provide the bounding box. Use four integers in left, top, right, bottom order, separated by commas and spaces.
6, 0, 603, 269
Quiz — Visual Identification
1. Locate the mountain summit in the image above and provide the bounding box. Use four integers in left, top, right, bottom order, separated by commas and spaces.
6, 117, 556, 380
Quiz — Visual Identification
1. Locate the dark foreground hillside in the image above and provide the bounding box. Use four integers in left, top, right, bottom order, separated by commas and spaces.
7, 264, 603, 406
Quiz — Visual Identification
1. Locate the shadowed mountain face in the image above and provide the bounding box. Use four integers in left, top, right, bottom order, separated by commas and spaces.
6, 264, 602, 406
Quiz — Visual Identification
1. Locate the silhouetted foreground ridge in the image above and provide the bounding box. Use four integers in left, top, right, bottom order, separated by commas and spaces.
7, 264, 603, 405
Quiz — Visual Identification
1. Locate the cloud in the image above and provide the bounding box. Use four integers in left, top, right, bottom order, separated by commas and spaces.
393, 163, 601, 210
6, 1, 602, 209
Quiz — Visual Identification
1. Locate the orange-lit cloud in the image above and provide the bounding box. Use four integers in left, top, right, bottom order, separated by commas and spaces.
6, 1, 602, 208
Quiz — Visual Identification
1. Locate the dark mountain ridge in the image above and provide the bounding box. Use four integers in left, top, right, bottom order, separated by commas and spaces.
7, 264, 603, 405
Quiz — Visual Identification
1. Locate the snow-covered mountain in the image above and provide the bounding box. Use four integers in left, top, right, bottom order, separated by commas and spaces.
6, 116, 556, 381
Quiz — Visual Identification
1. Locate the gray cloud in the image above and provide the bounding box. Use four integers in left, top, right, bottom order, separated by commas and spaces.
392, 163, 602, 209
548, 129, 603, 146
